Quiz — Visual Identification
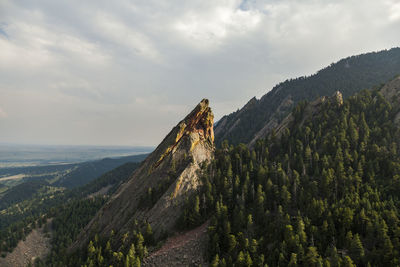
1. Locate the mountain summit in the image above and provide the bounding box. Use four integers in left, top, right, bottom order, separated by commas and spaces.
73, 99, 215, 248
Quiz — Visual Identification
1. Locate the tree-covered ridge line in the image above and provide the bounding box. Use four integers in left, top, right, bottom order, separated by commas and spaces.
215, 47, 400, 146
183, 84, 400, 266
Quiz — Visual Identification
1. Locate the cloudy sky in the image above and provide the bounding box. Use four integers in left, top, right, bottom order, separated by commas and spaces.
0, 0, 400, 146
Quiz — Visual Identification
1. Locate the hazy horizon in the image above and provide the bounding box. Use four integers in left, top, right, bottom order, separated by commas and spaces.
0, 142, 154, 149
0, 143, 153, 168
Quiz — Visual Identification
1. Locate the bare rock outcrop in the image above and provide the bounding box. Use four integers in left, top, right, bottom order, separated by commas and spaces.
72, 99, 215, 249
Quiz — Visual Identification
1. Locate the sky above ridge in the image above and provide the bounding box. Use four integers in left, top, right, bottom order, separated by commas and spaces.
1, 0, 400, 146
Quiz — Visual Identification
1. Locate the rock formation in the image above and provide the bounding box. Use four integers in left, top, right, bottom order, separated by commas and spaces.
72, 99, 215, 249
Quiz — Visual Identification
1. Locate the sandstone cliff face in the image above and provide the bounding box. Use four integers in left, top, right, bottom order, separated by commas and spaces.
72, 99, 214, 248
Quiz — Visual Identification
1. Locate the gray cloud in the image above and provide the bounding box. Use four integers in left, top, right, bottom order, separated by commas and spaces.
1, 0, 400, 146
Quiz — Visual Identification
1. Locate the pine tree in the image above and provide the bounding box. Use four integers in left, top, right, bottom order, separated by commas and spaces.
304, 246, 322, 267
350, 234, 364, 261
245, 252, 253, 267
237, 251, 245, 266
211, 254, 219, 267
145, 223, 154, 245
342, 256, 355, 267
288, 253, 298, 267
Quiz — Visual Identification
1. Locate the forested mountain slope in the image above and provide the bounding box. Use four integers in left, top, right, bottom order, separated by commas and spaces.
215, 47, 400, 147
180, 76, 400, 266
0, 159, 142, 262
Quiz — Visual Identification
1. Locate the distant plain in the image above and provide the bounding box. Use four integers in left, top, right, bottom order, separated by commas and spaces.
0, 143, 153, 168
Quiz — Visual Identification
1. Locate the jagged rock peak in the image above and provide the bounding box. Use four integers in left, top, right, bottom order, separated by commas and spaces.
318, 91, 343, 106
180, 98, 214, 143
152, 99, 214, 169
331, 91, 343, 106
310, 91, 343, 107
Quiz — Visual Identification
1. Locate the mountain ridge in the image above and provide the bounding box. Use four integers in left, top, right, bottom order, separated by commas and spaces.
215, 47, 400, 146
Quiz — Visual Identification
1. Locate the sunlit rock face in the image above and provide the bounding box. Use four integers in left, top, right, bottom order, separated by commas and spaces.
72, 99, 215, 249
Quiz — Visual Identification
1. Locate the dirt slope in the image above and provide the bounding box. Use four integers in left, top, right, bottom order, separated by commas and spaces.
143, 221, 209, 267
0, 223, 51, 267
